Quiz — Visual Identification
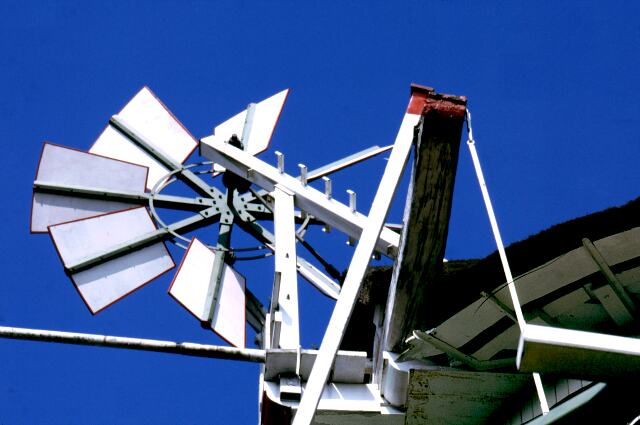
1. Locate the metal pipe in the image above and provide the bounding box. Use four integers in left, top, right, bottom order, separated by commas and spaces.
0, 326, 265, 363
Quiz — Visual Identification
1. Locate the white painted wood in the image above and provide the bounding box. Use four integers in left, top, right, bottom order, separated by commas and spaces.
518, 324, 640, 379
567, 379, 586, 394
32, 143, 148, 232
546, 287, 609, 329
424, 298, 504, 357
169, 237, 246, 348
472, 317, 545, 362
594, 227, 640, 266
419, 227, 640, 364
391, 205, 639, 423
90, 87, 197, 190
48, 207, 174, 313
273, 185, 300, 349
542, 288, 591, 318
293, 107, 419, 425
592, 284, 634, 326
492, 245, 598, 313
544, 381, 557, 407
200, 136, 401, 257
555, 379, 569, 403
210, 89, 289, 156
617, 268, 640, 294
494, 228, 640, 313
472, 324, 519, 361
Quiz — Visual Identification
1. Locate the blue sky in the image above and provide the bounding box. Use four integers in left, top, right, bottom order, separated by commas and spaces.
1, 1, 639, 424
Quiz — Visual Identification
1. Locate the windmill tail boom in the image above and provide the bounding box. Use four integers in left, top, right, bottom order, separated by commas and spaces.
0, 326, 265, 363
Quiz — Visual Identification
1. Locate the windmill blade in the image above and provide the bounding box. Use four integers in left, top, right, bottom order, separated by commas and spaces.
31, 143, 149, 233
90, 87, 198, 190
209, 89, 289, 156
48, 206, 175, 314
169, 237, 246, 348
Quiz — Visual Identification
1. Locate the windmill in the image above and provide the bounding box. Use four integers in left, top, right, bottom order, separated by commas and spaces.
0, 75, 636, 425
26, 84, 418, 423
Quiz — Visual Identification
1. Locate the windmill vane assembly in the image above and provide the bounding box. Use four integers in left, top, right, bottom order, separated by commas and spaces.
3, 76, 633, 424
26, 84, 457, 424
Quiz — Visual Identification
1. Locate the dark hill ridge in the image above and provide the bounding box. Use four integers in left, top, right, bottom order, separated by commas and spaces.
342, 196, 640, 353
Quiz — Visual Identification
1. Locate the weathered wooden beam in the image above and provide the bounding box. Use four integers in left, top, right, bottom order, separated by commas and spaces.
382, 85, 467, 352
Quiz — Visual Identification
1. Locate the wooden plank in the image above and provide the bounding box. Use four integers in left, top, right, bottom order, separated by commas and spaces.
592, 285, 634, 326
382, 87, 467, 352
405, 370, 530, 425
517, 324, 640, 380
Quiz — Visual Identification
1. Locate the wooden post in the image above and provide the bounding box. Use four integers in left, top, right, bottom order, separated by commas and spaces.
382, 86, 467, 353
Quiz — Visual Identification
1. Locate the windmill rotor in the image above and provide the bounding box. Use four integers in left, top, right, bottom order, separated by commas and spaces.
31, 85, 392, 351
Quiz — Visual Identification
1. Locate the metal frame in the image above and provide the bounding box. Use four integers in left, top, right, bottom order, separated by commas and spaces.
25, 86, 449, 425
200, 136, 401, 257
272, 185, 300, 349
292, 102, 420, 425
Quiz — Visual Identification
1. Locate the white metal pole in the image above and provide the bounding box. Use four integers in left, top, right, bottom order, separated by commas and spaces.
0, 326, 265, 363
292, 109, 419, 425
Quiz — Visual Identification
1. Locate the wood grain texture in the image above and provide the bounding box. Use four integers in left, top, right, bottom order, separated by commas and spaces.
384, 91, 466, 352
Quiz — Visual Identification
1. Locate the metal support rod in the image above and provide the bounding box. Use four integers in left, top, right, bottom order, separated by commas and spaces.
298, 164, 307, 186
322, 176, 332, 200
413, 330, 514, 371
246, 145, 393, 202
0, 326, 265, 363
305, 145, 392, 182
275, 151, 284, 174
33, 181, 214, 211
480, 291, 518, 323
295, 236, 341, 281
293, 108, 417, 425
204, 221, 233, 325
466, 110, 549, 414
66, 207, 218, 273
233, 216, 341, 299
111, 115, 225, 200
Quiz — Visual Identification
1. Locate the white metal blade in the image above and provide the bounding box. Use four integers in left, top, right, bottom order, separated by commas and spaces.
31, 143, 148, 232
209, 89, 289, 156
90, 87, 198, 190
169, 238, 246, 348
48, 206, 174, 314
